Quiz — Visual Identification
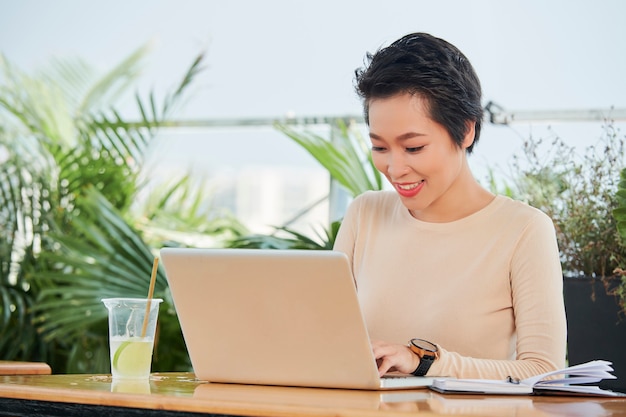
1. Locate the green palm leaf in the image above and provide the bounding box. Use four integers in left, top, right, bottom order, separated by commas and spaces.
0, 155, 52, 361
228, 220, 341, 251
35, 188, 165, 337
275, 119, 382, 198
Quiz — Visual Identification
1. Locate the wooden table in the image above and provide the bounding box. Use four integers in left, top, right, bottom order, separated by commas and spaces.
0, 361, 51, 375
0, 372, 625, 417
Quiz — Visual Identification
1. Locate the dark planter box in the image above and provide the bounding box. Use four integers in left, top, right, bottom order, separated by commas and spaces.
563, 276, 626, 393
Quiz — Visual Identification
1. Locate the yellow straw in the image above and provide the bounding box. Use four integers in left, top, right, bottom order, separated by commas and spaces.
141, 257, 159, 338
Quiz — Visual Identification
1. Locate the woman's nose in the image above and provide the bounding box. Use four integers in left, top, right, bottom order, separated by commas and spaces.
387, 153, 409, 177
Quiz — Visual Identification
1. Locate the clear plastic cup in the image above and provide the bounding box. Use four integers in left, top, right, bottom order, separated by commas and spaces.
102, 298, 163, 379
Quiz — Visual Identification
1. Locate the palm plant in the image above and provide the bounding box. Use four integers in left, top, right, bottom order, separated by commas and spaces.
0, 46, 244, 373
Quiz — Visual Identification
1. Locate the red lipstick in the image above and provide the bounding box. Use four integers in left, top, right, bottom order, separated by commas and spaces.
394, 180, 424, 198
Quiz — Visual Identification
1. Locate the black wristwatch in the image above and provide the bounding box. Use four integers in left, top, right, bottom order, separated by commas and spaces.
408, 338, 439, 376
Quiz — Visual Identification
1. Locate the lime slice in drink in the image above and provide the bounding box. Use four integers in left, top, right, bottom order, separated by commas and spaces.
112, 338, 153, 377
112, 341, 132, 371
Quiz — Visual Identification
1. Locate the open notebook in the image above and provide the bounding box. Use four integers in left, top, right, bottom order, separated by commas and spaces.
430, 360, 623, 396
160, 247, 434, 390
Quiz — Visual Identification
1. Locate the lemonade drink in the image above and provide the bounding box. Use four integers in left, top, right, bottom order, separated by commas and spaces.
110, 336, 154, 379
102, 297, 162, 380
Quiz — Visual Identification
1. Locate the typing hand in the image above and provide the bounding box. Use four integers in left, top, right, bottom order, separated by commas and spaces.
371, 339, 420, 377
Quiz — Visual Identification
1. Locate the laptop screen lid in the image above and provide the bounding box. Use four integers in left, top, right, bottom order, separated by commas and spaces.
160, 248, 431, 390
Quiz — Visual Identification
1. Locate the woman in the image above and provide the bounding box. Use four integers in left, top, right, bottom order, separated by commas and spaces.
333, 32, 566, 380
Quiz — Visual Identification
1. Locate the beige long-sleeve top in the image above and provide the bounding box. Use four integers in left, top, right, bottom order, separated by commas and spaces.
333, 191, 567, 380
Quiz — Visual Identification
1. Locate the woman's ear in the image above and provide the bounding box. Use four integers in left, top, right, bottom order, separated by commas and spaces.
462, 121, 476, 150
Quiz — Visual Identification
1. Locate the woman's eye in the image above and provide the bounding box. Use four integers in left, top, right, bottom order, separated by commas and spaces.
371, 146, 386, 152
406, 146, 424, 153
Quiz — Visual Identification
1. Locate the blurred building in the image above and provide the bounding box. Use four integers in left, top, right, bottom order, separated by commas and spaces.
211, 166, 330, 236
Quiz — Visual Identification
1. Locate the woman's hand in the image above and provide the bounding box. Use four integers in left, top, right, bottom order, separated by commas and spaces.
371, 339, 420, 377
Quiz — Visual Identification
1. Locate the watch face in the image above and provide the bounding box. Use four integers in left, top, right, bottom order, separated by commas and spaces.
411, 338, 437, 353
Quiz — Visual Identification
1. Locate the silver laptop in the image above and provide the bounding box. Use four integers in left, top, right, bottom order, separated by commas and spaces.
160, 247, 433, 390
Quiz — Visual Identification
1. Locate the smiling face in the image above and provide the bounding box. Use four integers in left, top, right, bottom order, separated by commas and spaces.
368, 93, 477, 222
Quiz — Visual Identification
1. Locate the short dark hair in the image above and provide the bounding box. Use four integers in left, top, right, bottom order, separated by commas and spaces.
355, 32, 483, 153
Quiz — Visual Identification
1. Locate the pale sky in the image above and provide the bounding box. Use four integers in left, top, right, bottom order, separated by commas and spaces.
2, 0, 625, 182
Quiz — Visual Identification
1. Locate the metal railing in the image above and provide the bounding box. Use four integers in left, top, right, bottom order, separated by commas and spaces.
154, 104, 626, 130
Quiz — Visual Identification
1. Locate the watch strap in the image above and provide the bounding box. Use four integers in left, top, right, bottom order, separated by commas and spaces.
411, 353, 435, 376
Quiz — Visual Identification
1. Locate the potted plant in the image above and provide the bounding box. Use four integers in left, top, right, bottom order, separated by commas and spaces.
495, 121, 626, 392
